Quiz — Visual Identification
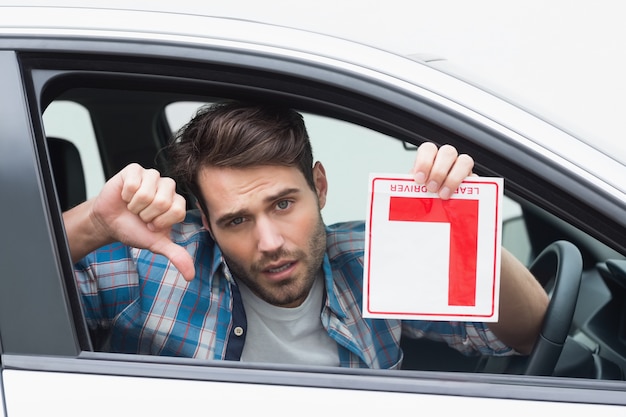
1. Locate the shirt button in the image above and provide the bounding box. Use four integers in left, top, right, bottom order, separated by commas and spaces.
234, 326, 244, 337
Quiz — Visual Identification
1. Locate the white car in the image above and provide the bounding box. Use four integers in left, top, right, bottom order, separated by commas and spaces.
0, 3, 625, 415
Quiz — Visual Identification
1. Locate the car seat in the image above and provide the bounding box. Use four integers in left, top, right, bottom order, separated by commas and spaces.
47, 136, 87, 211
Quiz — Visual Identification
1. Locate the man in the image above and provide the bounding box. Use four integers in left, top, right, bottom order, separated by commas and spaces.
64, 101, 548, 368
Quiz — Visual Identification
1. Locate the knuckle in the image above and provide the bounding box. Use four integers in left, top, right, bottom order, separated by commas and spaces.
173, 207, 187, 223
149, 215, 167, 230
124, 162, 143, 172
122, 174, 141, 192
138, 210, 156, 224
145, 168, 161, 176
173, 196, 187, 218
160, 176, 177, 191
150, 194, 171, 211
132, 187, 154, 204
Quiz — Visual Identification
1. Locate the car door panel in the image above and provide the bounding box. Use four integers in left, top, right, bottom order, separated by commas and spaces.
1, 12, 625, 413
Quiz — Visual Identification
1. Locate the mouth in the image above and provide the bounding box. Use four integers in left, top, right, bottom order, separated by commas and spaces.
262, 261, 297, 280
266, 262, 294, 273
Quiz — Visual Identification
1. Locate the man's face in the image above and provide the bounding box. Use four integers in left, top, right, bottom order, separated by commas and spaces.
197, 163, 328, 308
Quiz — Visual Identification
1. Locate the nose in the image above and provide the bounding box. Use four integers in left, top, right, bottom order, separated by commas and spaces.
255, 216, 285, 253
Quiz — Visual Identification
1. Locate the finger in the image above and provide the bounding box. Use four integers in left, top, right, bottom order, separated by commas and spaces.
152, 239, 196, 281
137, 177, 180, 224
117, 163, 145, 203
411, 142, 438, 184
125, 169, 161, 214
438, 153, 475, 199
424, 144, 458, 193
147, 193, 187, 231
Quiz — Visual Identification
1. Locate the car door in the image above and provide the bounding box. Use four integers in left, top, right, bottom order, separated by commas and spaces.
1, 8, 626, 415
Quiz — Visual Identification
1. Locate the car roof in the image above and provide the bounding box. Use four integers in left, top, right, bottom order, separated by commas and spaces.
1, 3, 624, 200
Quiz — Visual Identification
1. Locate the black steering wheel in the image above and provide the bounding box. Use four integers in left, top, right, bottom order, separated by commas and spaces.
523, 240, 583, 376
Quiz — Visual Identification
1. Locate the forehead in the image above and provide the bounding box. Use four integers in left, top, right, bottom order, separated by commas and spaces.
196, 164, 309, 210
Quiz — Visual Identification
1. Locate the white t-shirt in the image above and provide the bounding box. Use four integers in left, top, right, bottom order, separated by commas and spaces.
238, 272, 340, 366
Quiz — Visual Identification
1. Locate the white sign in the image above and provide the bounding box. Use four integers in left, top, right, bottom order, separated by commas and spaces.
362, 174, 503, 322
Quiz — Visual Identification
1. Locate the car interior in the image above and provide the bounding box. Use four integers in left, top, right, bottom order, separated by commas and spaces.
38, 68, 626, 381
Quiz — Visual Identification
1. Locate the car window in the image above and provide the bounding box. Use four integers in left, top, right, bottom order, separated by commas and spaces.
42, 100, 105, 200
19, 58, 625, 388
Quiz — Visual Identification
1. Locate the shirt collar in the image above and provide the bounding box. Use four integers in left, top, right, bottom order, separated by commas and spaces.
322, 253, 348, 319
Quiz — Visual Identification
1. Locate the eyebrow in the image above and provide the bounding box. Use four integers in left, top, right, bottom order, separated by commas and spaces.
214, 187, 301, 227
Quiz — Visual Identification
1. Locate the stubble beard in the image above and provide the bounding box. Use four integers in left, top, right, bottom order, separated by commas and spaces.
224, 215, 327, 308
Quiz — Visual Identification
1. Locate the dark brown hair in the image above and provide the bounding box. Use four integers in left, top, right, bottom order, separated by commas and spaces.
166, 101, 315, 215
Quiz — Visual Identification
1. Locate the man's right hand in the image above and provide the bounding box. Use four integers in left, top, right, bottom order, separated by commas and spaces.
63, 163, 196, 281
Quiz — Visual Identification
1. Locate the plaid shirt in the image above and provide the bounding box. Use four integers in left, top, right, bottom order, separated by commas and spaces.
75, 210, 513, 369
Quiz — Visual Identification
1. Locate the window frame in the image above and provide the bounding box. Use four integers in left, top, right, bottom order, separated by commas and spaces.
1, 35, 624, 408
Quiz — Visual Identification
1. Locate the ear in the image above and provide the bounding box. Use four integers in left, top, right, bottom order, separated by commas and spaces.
313, 161, 328, 209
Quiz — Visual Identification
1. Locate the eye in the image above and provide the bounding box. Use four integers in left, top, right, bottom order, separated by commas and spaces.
229, 217, 245, 226
276, 200, 292, 211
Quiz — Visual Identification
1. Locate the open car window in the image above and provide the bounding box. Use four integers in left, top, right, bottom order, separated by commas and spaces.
39, 81, 623, 378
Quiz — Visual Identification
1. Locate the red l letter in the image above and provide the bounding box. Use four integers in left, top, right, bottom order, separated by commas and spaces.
388, 197, 479, 306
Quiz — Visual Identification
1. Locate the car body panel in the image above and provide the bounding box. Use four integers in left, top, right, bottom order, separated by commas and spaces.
4, 370, 626, 416
0, 3, 625, 415
0, 5, 622, 199
1, 5, 623, 239
2, 353, 626, 412
0, 50, 84, 357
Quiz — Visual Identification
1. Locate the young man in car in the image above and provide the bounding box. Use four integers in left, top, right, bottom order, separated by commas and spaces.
63, 101, 548, 368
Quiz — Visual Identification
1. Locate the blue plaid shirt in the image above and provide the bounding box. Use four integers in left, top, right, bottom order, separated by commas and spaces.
75, 210, 513, 368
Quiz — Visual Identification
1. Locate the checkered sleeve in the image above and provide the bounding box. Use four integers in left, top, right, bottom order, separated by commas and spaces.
401, 320, 516, 356
74, 242, 140, 331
